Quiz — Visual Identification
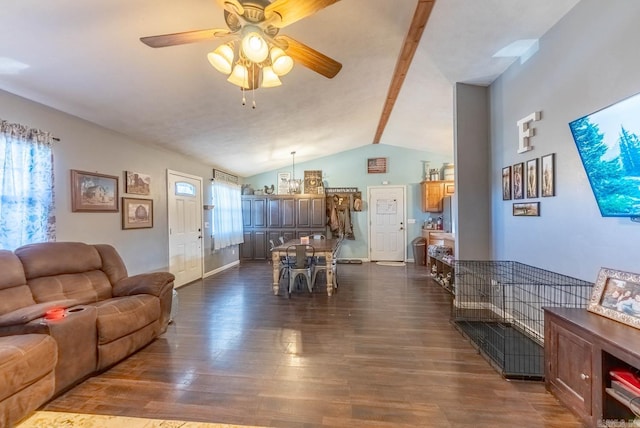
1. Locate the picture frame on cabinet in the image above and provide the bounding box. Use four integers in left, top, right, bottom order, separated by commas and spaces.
526, 158, 539, 198
277, 172, 290, 195
588, 268, 640, 330
502, 166, 512, 200
541, 153, 555, 197
512, 162, 524, 200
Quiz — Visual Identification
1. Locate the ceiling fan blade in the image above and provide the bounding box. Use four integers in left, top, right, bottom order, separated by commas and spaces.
276, 35, 342, 79
265, 0, 340, 29
140, 28, 231, 48
215, 0, 244, 15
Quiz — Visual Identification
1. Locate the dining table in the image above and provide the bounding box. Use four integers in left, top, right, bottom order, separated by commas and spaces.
271, 237, 340, 296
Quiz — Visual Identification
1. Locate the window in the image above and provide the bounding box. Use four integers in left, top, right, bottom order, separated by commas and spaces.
211, 180, 243, 250
0, 120, 55, 250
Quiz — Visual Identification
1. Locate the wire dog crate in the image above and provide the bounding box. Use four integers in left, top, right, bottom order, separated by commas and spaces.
452, 261, 593, 380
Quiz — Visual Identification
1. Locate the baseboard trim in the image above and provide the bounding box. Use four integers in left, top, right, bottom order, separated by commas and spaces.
204, 260, 240, 278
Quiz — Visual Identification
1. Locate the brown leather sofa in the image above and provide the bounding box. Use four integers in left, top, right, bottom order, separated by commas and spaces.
0, 242, 175, 427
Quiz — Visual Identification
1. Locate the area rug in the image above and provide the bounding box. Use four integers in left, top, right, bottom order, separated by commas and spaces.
375, 261, 406, 267
19, 411, 266, 428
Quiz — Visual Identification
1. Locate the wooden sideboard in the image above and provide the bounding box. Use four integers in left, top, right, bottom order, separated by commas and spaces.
544, 307, 640, 427
241, 195, 326, 260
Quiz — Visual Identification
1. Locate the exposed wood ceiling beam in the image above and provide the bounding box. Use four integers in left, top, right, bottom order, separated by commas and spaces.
373, 0, 435, 144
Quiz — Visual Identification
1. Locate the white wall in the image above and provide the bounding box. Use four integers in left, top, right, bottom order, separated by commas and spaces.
489, 0, 640, 281
0, 89, 236, 275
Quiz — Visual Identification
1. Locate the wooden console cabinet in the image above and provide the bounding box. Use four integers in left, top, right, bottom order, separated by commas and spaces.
544, 307, 640, 427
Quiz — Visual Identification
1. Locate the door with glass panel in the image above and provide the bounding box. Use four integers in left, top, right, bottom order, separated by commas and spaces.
167, 170, 203, 287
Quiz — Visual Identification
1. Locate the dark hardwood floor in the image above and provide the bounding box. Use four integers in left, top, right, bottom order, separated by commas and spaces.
44, 261, 582, 427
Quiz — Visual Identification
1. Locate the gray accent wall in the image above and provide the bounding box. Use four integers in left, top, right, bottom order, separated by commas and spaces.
0, 89, 235, 276
454, 83, 491, 260
489, 0, 640, 281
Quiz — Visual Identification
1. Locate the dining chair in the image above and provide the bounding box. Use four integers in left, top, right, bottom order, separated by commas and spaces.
278, 236, 285, 245
285, 244, 314, 297
312, 237, 342, 289
270, 239, 289, 280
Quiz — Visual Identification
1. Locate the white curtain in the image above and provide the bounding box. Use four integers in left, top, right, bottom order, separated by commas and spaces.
212, 180, 243, 250
0, 120, 55, 250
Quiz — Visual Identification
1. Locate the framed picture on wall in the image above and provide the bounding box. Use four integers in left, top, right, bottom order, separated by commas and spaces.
367, 157, 387, 174
502, 166, 512, 200
512, 162, 524, 199
513, 202, 540, 216
70, 169, 119, 212
526, 158, 539, 198
541, 153, 555, 197
125, 171, 151, 195
122, 197, 153, 229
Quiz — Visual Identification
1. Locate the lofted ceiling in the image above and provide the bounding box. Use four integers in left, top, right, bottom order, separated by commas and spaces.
0, 0, 580, 177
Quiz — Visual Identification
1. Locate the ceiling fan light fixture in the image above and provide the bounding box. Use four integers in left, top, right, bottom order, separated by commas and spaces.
270, 47, 293, 76
207, 43, 235, 74
241, 26, 269, 63
261, 66, 282, 88
227, 63, 250, 89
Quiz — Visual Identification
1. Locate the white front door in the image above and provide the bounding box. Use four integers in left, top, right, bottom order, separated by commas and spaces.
368, 186, 406, 262
167, 170, 203, 287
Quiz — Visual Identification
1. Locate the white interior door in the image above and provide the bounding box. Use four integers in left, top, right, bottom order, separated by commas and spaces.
167, 170, 203, 287
368, 186, 406, 262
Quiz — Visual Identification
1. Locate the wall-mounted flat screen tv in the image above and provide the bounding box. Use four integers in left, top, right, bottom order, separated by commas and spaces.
569, 91, 640, 217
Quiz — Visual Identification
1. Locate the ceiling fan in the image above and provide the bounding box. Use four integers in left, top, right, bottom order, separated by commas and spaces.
140, 0, 343, 91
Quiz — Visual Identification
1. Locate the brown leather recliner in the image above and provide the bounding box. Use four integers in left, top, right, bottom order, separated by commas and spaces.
0, 242, 175, 425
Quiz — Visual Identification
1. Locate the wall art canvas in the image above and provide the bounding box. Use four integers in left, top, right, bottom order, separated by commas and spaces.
125, 171, 151, 195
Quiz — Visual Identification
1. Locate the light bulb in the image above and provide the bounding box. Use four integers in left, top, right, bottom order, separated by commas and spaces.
270, 47, 294, 76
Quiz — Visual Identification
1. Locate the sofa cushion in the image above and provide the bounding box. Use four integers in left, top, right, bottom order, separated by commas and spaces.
0, 334, 57, 403
0, 250, 36, 316
27, 271, 113, 304
95, 295, 160, 345
15, 242, 102, 279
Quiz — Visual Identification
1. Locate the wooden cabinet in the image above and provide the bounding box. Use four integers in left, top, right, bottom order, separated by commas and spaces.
421, 180, 454, 212
544, 307, 640, 427
241, 195, 326, 260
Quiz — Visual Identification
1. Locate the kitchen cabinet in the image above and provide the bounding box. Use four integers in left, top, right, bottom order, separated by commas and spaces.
241, 195, 326, 260
421, 180, 454, 212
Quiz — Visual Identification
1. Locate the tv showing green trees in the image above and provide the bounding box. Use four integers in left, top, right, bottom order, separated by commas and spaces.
569, 92, 640, 217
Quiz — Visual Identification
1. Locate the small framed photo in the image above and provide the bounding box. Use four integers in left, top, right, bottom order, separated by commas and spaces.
122, 197, 153, 229
502, 166, 512, 200
588, 268, 640, 330
526, 158, 539, 198
541, 153, 555, 197
513, 202, 540, 216
512, 162, 524, 200
71, 170, 119, 212
277, 172, 290, 195
125, 171, 151, 195
367, 157, 387, 174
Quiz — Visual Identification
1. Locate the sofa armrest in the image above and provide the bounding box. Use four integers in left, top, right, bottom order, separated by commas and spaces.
112, 272, 175, 298
0, 299, 81, 328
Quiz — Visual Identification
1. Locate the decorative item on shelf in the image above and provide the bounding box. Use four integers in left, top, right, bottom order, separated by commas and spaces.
429, 168, 440, 181
241, 184, 254, 195
443, 163, 454, 181
304, 170, 322, 194
288, 151, 302, 194
264, 184, 275, 195
423, 161, 430, 181
588, 267, 640, 330
436, 216, 443, 230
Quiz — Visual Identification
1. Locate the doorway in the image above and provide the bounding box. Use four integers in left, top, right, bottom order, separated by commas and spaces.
167, 170, 203, 287
368, 186, 406, 261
